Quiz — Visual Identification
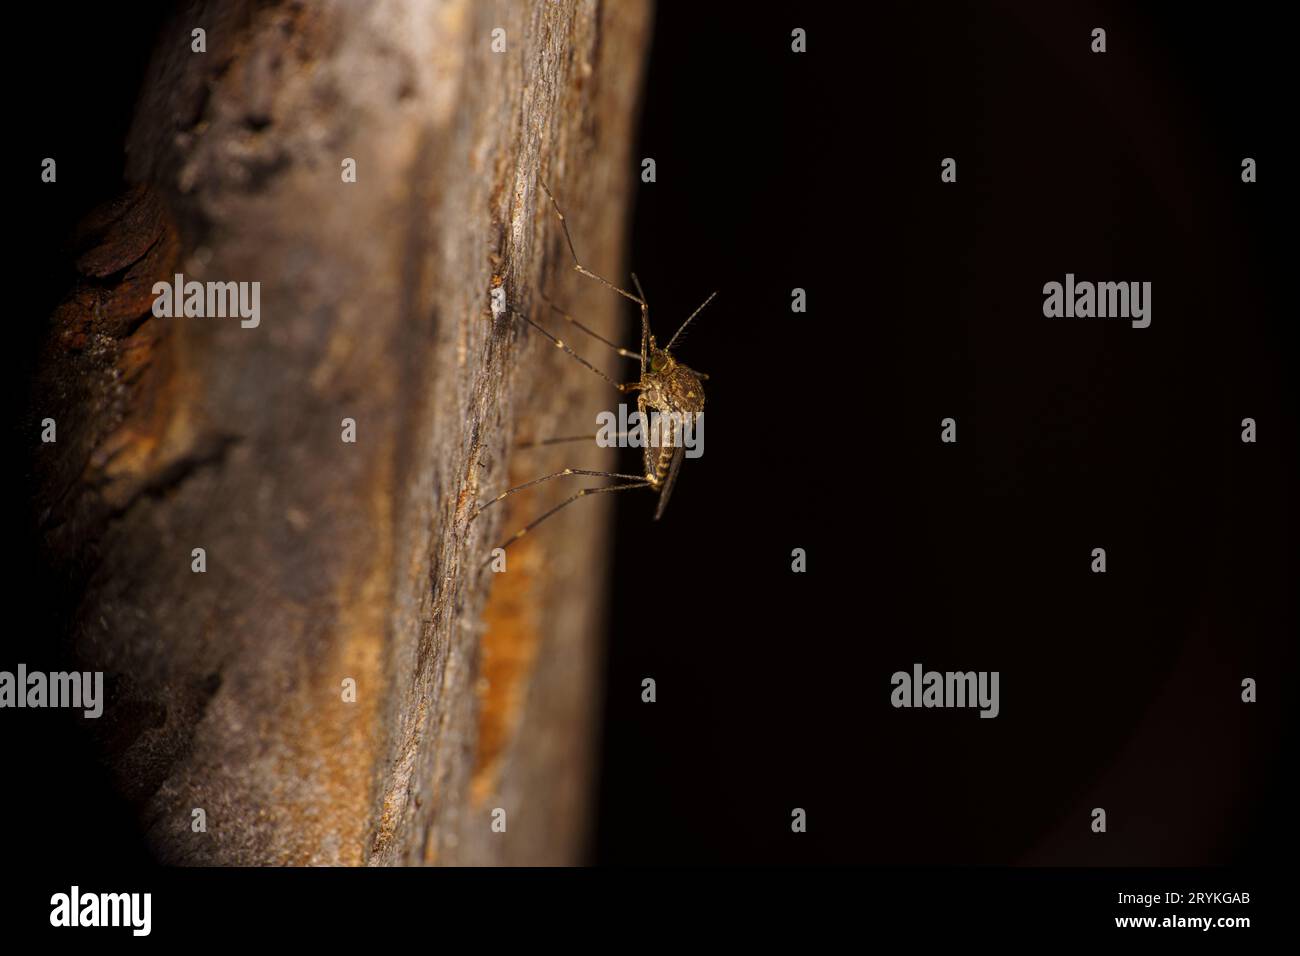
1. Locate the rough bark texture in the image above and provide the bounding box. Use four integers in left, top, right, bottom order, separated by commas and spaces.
31, 0, 651, 865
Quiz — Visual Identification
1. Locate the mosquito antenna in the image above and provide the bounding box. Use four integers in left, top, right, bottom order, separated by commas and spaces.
666, 291, 718, 352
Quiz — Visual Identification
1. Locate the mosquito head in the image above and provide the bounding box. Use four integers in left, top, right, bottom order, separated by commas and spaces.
648, 347, 674, 374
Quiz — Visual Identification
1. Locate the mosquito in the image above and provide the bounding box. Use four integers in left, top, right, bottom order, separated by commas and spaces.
471, 179, 716, 556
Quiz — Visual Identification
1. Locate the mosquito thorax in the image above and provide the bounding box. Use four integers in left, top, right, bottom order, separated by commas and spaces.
643, 350, 705, 416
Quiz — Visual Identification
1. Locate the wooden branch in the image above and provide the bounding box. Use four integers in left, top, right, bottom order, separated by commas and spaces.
31, 0, 652, 865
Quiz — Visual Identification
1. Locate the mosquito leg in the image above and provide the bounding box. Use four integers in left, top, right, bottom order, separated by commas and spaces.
471, 467, 646, 521
631, 273, 650, 373
636, 393, 655, 483
537, 288, 639, 360
516, 432, 629, 449
516, 310, 632, 393
486, 480, 651, 558
540, 179, 647, 310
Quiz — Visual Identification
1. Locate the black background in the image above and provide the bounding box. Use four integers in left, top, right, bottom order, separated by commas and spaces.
596, 1, 1295, 865
5, 1, 1295, 877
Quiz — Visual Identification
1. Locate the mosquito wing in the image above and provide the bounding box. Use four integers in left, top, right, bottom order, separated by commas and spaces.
653, 446, 685, 521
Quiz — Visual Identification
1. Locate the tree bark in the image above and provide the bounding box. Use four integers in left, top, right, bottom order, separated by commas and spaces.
31, 0, 651, 865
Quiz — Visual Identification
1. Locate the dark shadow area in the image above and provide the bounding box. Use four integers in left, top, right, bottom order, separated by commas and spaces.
7, 2, 177, 868
596, 1, 1296, 864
